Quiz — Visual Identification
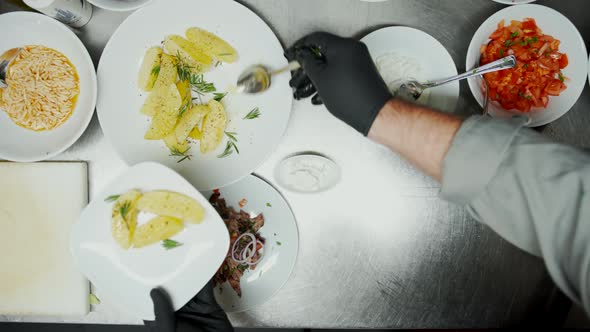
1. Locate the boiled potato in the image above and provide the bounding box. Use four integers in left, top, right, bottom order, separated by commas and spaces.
164, 35, 212, 74
188, 124, 203, 140
152, 54, 177, 90
132, 216, 184, 248
137, 46, 163, 91
144, 83, 182, 140
140, 82, 181, 117
200, 99, 227, 154
186, 27, 238, 63
175, 104, 210, 143
163, 131, 189, 154
111, 190, 142, 250
176, 80, 191, 103
136, 190, 205, 224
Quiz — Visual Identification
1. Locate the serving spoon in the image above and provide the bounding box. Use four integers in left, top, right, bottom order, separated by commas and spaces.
0, 48, 22, 88
395, 55, 516, 100
237, 61, 301, 94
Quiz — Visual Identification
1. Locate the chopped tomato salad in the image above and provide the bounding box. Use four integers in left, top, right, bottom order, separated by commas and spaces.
480, 18, 568, 113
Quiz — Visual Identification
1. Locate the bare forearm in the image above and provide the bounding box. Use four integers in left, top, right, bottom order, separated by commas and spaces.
368, 98, 463, 181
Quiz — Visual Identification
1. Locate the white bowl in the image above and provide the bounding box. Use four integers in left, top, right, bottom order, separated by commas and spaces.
70, 162, 230, 320
202, 174, 299, 312
87, 0, 153, 12
0, 12, 97, 162
96, 0, 293, 191
493, 0, 536, 4
466, 4, 587, 126
362, 26, 460, 113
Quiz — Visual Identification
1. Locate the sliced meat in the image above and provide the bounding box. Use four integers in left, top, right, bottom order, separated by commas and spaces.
228, 278, 242, 297
252, 213, 264, 232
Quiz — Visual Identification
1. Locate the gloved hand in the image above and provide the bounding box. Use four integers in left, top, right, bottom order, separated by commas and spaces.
145, 281, 233, 332
285, 32, 392, 136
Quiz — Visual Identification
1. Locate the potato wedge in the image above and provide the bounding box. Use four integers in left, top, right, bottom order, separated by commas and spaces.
175, 104, 210, 143
163, 132, 190, 154
132, 216, 184, 248
144, 84, 182, 140
176, 80, 191, 103
152, 54, 177, 90
140, 82, 181, 117
137, 46, 163, 91
200, 99, 227, 154
188, 124, 203, 140
164, 35, 212, 74
136, 190, 205, 224
186, 27, 238, 63
111, 190, 142, 249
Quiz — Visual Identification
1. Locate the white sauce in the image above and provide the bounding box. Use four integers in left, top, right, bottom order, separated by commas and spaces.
275, 155, 341, 193
375, 52, 431, 105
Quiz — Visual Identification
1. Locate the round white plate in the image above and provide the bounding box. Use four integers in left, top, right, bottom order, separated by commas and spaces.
0, 12, 97, 162
361, 26, 460, 113
70, 162, 230, 320
202, 174, 299, 312
97, 0, 293, 190
493, 0, 536, 4
466, 4, 587, 126
87, 0, 153, 12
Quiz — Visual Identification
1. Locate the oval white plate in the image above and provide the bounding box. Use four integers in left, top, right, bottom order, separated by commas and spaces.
87, 0, 153, 12
70, 162, 229, 320
466, 4, 587, 127
97, 0, 293, 191
493, 0, 536, 4
202, 175, 299, 312
0, 12, 97, 162
361, 26, 460, 113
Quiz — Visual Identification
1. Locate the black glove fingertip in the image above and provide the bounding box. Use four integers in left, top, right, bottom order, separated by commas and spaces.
149, 288, 176, 332
289, 68, 308, 88
294, 82, 317, 99
311, 93, 324, 105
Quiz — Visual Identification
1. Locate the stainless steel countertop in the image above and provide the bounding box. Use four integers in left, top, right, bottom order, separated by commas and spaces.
2, 0, 590, 328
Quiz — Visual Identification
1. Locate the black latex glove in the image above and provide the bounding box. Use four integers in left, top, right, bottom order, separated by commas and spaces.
145, 281, 233, 332
285, 32, 392, 136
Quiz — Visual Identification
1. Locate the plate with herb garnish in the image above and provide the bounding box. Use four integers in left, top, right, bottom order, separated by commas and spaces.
202, 174, 299, 312
70, 162, 229, 320
96, 0, 293, 190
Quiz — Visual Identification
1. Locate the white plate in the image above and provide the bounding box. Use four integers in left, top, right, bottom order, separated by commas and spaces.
202, 175, 299, 312
97, 0, 293, 190
87, 0, 153, 11
466, 4, 587, 126
361, 26, 460, 113
493, 0, 536, 4
0, 12, 97, 162
70, 162, 229, 320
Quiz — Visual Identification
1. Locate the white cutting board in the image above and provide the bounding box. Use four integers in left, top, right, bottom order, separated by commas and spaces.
0, 162, 89, 316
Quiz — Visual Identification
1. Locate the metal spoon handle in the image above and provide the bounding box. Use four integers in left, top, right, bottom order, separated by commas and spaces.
422, 55, 516, 89
270, 61, 301, 76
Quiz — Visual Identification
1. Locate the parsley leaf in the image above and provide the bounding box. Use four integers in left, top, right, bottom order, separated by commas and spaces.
162, 239, 183, 250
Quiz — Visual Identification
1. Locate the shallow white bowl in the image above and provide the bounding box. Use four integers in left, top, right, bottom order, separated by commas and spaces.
87, 0, 153, 12
361, 26, 460, 113
493, 0, 536, 5
466, 4, 587, 126
203, 174, 299, 312
0, 12, 97, 162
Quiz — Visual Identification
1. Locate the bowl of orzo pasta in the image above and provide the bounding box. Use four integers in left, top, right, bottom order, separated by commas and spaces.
0, 12, 97, 162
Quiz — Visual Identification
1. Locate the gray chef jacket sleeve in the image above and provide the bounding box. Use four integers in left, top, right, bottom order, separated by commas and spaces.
441, 115, 590, 314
